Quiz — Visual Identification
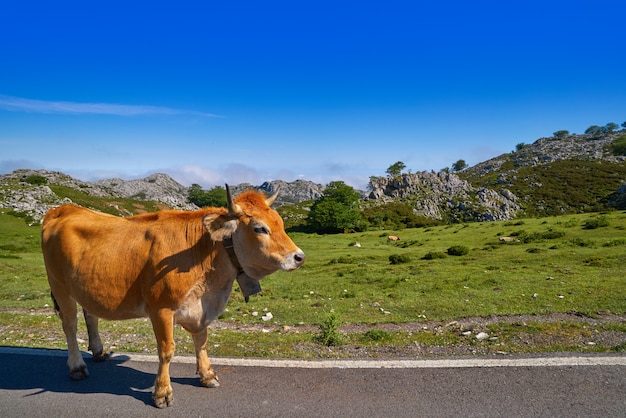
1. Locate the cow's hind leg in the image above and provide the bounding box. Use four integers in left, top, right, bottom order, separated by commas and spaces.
83, 308, 110, 362
190, 328, 220, 388
52, 292, 89, 380
150, 308, 175, 408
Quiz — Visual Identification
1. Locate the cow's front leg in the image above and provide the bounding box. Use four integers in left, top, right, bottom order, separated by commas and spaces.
191, 328, 220, 388
83, 308, 110, 362
150, 308, 175, 408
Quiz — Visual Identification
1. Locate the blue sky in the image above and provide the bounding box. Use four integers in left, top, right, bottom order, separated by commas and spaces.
1, 1, 625, 190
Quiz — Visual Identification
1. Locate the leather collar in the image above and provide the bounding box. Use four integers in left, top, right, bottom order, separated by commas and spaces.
222, 236, 244, 274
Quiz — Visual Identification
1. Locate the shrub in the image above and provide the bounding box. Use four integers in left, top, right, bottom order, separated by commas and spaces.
583, 257, 606, 267
570, 238, 595, 248
360, 329, 391, 343
314, 313, 344, 346
447, 245, 469, 256
24, 174, 48, 186
609, 135, 626, 156
389, 254, 411, 264
603, 238, 626, 247
583, 216, 609, 230
518, 230, 566, 243
422, 251, 447, 260
397, 239, 421, 248
328, 255, 354, 264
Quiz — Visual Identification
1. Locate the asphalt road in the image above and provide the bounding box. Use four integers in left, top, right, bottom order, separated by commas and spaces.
1, 347, 624, 417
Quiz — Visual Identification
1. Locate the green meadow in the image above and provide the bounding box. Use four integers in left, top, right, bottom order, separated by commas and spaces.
1, 209, 625, 357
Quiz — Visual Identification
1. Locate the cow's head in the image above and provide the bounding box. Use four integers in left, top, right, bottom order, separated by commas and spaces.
203, 185, 305, 279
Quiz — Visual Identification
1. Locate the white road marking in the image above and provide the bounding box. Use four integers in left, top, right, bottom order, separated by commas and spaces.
2, 346, 625, 368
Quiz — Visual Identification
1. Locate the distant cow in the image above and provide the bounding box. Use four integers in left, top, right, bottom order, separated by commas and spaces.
387, 235, 401, 242
41, 186, 304, 408
499, 236, 520, 243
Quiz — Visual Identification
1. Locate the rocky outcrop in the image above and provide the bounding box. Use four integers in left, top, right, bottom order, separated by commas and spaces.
608, 182, 626, 210
367, 171, 521, 221
233, 180, 325, 206
93, 173, 196, 210
0, 184, 69, 222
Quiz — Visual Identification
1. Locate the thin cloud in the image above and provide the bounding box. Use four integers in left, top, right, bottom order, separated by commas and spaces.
0, 95, 222, 117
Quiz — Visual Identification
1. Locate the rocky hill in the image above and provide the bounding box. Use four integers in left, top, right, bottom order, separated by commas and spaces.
459, 131, 626, 215
0, 169, 324, 221
464, 131, 625, 179
363, 130, 626, 219
92, 173, 194, 209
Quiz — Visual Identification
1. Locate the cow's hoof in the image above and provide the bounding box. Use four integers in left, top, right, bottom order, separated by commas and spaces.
201, 377, 220, 388
92, 350, 111, 362
69, 365, 89, 380
152, 392, 173, 408
200, 370, 220, 388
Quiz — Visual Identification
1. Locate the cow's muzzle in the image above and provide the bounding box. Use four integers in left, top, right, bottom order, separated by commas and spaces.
283, 249, 305, 271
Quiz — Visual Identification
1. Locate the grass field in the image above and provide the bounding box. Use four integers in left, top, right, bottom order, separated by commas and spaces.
1, 209, 625, 357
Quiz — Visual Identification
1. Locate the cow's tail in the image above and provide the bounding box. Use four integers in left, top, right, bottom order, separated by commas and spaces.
50, 291, 61, 315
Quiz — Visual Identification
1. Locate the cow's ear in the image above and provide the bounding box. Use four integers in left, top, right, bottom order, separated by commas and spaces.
203, 213, 238, 241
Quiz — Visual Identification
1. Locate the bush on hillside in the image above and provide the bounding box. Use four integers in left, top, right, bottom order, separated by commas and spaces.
583, 216, 609, 230
24, 174, 48, 186
362, 202, 441, 230
422, 251, 447, 260
389, 254, 411, 264
447, 245, 469, 256
610, 135, 626, 156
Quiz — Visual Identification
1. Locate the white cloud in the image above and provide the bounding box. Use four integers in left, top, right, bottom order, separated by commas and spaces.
0, 95, 222, 117
165, 165, 223, 188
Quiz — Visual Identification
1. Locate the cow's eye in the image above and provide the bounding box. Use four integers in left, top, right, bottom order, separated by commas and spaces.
254, 226, 269, 235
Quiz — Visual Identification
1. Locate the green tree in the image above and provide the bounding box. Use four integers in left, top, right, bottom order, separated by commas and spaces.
515, 143, 529, 151
451, 159, 467, 172
553, 130, 569, 138
585, 125, 605, 135
605, 122, 619, 132
386, 161, 406, 177
188, 184, 227, 207
307, 181, 365, 233
621, 121, 626, 129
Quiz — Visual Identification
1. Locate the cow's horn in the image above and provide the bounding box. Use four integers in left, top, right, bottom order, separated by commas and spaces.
266, 187, 279, 206
225, 184, 241, 215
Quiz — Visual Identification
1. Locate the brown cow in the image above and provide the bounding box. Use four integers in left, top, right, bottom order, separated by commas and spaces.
41, 186, 304, 408
387, 235, 401, 242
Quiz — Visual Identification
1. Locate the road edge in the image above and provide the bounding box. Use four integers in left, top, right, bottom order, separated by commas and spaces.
2, 346, 625, 368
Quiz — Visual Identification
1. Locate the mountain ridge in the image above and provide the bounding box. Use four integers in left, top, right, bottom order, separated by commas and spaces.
1, 130, 625, 222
